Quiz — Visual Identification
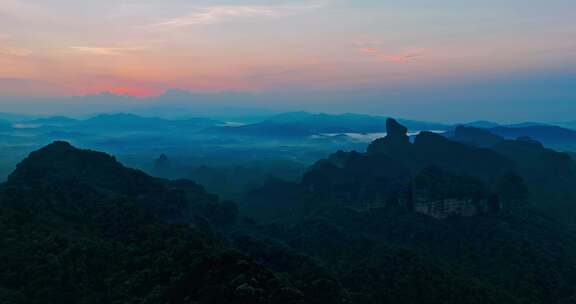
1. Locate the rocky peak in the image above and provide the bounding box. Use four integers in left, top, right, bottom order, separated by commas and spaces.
153, 153, 173, 177
387, 118, 409, 139
154, 153, 170, 167
367, 118, 411, 155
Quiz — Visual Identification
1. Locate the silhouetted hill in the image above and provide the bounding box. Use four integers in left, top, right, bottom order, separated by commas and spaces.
266, 112, 450, 133
367, 119, 514, 181
6, 141, 236, 225
239, 119, 576, 304
0, 112, 37, 122
208, 121, 313, 138
27, 116, 79, 126
463, 120, 501, 128
241, 119, 524, 221
445, 122, 576, 150
209, 112, 450, 138
288, 120, 521, 220
8, 141, 158, 191
444, 125, 576, 224
491, 137, 576, 220
505, 122, 548, 128
86, 113, 164, 127
413, 131, 515, 179
558, 121, 576, 130
452, 125, 505, 147
354, 121, 576, 223
77, 113, 221, 132
0, 142, 344, 304
489, 125, 576, 148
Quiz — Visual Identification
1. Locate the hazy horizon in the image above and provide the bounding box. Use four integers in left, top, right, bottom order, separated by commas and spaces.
1, 84, 575, 124
1, 0, 575, 122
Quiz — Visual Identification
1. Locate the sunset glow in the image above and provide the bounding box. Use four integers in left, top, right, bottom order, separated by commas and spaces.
98, 87, 161, 98
0, 0, 575, 119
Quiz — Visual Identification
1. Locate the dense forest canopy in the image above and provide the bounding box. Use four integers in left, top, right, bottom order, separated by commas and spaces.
1, 118, 576, 304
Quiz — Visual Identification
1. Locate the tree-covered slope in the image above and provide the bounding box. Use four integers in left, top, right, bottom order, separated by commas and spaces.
0, 141, 341, 304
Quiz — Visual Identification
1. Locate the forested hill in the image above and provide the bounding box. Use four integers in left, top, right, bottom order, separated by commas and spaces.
240, 119, 576, 304
2, 133, 576, 304
0, 141, 345, 304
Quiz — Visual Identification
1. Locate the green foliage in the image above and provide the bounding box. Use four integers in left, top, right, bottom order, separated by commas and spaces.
0, 192, 306, 304
0, 142, 314, 304
238, 121, 576, 303
4, 134, 576, 304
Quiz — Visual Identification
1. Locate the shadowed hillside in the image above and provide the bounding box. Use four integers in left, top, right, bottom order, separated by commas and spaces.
239, 119, 576, 304
2, 118, 576, 304
0, 142, 347, 304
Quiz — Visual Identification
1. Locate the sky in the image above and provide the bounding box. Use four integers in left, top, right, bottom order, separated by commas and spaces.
0, 0, 575, 122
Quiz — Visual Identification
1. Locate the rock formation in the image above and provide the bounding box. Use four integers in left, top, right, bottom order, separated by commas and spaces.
367, 118, 411, 155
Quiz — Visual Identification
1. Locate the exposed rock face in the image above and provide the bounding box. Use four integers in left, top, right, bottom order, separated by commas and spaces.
413, 166, 492, 218
367, 118, 411, 155
387, 118, 409, 139
299, 119, 525, 218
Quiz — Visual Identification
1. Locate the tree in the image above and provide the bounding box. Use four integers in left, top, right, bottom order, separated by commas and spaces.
497, 172, 529, 210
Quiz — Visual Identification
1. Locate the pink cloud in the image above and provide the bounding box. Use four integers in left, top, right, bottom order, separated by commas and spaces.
358, 47, 421, 62
150, 2, 328, 29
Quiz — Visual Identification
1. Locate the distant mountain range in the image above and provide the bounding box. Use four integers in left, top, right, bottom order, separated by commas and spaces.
206, 112, 576, 150
488, 125, 576, 146
446, 122, 576, 151
0, 111, 575, 151
556, 121, 576, 131
207, 111, 451, 138
26, 116, 79, 127
10, 113, 222, 134
266, 111, 451, 132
